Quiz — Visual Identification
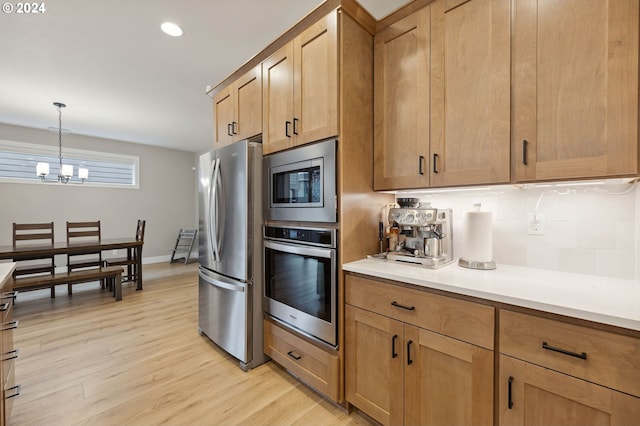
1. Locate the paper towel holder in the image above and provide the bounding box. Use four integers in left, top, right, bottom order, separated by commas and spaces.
458, 257, 496, 270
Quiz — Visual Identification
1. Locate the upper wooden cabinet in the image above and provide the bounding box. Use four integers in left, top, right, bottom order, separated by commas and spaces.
430, 0, 510, 187
513, 0, 639, 182
262, 10, 339, 154
213, 65, 262, 147
374, 0, 511, 190
373, 7, 430, 190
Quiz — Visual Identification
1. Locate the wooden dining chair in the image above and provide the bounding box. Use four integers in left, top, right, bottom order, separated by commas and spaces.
66, 220, 103, 295
12, 222, 57, 297
106, 219, 145, 284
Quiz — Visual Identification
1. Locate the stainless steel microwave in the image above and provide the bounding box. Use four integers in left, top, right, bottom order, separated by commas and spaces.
263, 138, 337, 223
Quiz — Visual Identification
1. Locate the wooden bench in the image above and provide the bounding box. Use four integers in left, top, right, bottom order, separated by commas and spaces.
11, 266, 125, 301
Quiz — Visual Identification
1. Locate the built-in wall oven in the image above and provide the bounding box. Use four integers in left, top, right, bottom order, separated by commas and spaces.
263, 225, 337, 347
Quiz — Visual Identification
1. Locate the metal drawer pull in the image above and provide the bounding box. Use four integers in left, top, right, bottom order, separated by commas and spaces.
1, 320, 19, 332
0, 302, 9, 312
391, 334, 398, 359
508, 376, 514, 409
542, 341, 587, 360
391, 301, 415, 311
2, 349, 19, 362
287, 350, 302, 361
1, 291, 17, 300
6, 384, 21, 399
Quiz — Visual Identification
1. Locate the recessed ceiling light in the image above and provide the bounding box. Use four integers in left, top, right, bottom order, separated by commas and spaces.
161, 22, 183, 37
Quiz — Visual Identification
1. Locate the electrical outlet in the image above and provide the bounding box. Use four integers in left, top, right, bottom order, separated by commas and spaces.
528, 213, 546, 235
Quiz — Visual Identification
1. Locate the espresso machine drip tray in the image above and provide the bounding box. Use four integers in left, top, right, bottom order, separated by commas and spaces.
386, 251, 454, 269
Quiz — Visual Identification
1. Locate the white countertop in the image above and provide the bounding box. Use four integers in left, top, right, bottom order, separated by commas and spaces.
0, 262, 16, 287
343, 258, 640, 332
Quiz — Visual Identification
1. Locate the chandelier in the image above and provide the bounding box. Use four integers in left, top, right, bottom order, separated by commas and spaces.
36, 102, 88, 184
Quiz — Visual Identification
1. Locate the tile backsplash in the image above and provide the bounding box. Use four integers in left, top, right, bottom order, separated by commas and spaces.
398, 180, 639, 281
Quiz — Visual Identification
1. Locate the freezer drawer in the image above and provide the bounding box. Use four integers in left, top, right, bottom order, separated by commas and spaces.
198, 268, 251, 364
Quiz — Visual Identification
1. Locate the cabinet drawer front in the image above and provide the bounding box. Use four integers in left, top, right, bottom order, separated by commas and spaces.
499, 310, 640, 397
345, 275, 494, 349
263, 319, 339, 402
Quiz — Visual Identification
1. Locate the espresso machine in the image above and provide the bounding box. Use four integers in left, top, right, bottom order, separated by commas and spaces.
385, 206, 454, 269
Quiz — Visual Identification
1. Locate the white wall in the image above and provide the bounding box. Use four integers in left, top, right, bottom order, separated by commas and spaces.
0, 123, 198, 263
399, 180, 639, 280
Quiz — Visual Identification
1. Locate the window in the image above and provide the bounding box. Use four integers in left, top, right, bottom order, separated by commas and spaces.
0, 140, 139, 188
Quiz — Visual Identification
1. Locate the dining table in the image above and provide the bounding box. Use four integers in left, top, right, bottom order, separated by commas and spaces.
0, 237, 144, 290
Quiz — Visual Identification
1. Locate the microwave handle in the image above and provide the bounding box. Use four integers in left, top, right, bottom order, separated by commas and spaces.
209, 158, 221, 262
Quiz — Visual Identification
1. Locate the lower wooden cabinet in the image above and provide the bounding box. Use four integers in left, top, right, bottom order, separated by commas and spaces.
344, 274, 494, 426
263, 318, 339, 402
1, 276, 18, 426
498, 309, 640, 425
499, 355, 640, 425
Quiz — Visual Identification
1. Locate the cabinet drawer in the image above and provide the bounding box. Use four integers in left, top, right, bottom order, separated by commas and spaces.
345, 275, 494, 349
263, 318, 339, 402
499, 310, 640, 397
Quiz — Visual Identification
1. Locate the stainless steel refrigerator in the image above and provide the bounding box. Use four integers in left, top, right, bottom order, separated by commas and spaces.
198, 139, 267, 370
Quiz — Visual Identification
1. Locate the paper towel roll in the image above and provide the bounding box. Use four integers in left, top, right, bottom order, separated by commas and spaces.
462, 210, 493, 262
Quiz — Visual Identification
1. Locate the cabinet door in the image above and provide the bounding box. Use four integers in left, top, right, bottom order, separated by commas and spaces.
293, 9, 338, 147
345, 305, 403, 426
430, 0, 510, 187
513, 0, 639, 182
405, 325, 493, 426
213, 86, 234, 147
262, 42, 294, 154
373, 7, 430, 190
499, 355, 640, 426
234, 65, 262, 141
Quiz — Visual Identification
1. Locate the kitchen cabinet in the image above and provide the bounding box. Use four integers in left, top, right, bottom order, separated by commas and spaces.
1, 269, 18, 426
498, 310, 640, 425
213, 65, 262, 147
429, 0, 510, 187
373, 7, 430, 190
262, 10, 338, 154
513, 0, 639, 182
345, 274, 494, 426
374, 0, 511, 190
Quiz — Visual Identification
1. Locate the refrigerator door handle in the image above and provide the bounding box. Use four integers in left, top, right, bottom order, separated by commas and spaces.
198, 268, 246, 293
209, 158, 221, 262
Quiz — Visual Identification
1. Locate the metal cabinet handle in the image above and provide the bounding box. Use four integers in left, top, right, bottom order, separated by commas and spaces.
508, 376, 514, 409
522, 140, 528, 165
419, 155, 425, 175
2, 349, 19, 361
285, 121, 291, 137
287, 350, 302, 361
391, 334, 398, 359
227, 123, 233, 137
293, 118, 299, 135
407, 340, 413, 365
1, 291, 17, 300
391, 301, 415, 311
231, 121, 237, 135
1, 320, 19, 332
542, 341, 587, 360
5, 384, 21, 399
433, 153, 439, 174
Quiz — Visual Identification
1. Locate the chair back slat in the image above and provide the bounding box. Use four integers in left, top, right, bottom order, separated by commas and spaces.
13, 222, 54, 246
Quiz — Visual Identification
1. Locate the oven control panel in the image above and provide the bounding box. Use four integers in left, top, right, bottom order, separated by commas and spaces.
264, 225, 336, 248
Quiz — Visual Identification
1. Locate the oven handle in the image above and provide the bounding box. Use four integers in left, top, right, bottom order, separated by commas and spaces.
264, 240, 335, 259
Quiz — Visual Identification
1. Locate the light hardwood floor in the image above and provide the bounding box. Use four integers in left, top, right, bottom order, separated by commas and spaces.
11, 263, 372, 425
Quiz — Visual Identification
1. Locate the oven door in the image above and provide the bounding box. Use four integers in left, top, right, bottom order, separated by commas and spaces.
263, 239, 337, 347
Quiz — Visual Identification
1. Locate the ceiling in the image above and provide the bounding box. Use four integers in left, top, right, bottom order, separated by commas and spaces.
0, 0, 410, 153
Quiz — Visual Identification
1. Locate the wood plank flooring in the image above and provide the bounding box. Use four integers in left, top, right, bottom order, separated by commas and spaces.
10, 263, 372, 425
